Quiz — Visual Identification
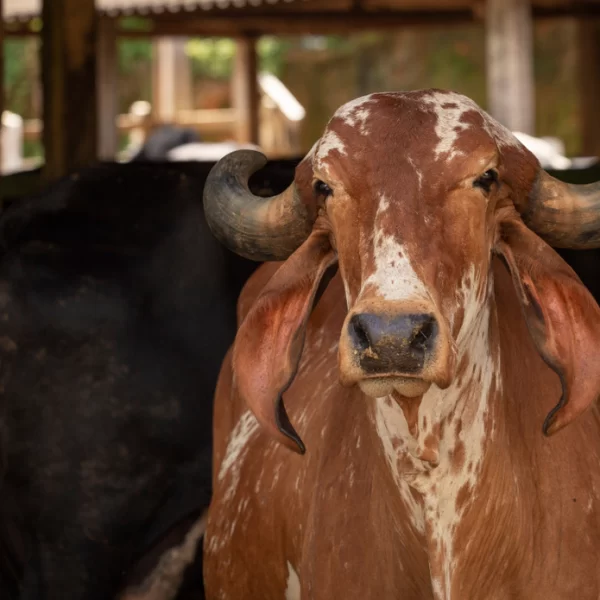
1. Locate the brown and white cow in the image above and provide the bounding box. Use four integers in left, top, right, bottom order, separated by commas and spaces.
201, 89, 600, 599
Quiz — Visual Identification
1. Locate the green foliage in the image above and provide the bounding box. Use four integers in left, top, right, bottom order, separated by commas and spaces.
184, 36, 292, 79
186, 38, 236, 79
119, 16, 153, 32
259, 36, 292, 75
4, 38, 36, 116
118, 38, 153, 74
4, 39, 28, 92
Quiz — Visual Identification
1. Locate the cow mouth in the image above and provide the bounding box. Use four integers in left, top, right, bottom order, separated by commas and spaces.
357, 376, 432, 399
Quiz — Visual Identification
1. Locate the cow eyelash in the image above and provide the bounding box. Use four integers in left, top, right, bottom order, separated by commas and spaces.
473, 169, 498, 193
314, 180, 333, 198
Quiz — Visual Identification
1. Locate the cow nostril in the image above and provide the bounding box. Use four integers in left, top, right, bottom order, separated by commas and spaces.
410, 316, 436, 351
349, 315, 371, 351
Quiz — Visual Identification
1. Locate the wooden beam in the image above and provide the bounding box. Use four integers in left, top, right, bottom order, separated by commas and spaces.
123, 10, 476, 36
8, 5, 600, 39
41, 0, 98, 182
485, 0, 535, 134
232, 36, 259, 145
578, 18, 600, 157
97, 17, 118, 160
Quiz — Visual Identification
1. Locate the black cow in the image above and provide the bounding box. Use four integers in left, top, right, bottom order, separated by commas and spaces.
0, 159, 297, 600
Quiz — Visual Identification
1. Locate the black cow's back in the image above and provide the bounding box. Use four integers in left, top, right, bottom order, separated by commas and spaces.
0, 159, 298, 599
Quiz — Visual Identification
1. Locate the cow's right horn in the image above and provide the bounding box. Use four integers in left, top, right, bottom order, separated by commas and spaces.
203, 150, 315, 262
520, 170, 600, 249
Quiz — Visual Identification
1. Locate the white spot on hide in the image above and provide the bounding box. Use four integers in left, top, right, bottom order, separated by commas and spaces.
285, 561, 301, 600
421, 91, 473, 161
421, 90, 521, 163
218, 411, 259, 502
407, 156, 423, 190
315, 130, 347, 165
333, 94, 376, 133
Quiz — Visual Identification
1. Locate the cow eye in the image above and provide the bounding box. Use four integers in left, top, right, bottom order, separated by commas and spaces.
473, 169, 498, 193
314, 180, 333, 198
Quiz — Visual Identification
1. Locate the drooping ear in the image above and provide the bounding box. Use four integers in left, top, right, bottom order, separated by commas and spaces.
495, 210, 600, 436
232, 228, 338, 454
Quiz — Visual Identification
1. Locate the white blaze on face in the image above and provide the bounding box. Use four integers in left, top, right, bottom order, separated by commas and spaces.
285, 561, 301, 600
361, 194, 429, 303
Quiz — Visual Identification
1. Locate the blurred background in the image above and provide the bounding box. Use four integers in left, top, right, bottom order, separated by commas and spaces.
1, 0, 599, 191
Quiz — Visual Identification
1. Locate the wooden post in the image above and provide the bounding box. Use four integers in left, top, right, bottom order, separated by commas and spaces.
174, 38, 193, 113
578, 19, 600, 157
232, 36, 259, 145
152, 37, 192, 124
41, 0, 98, 182
97, 17, 118, 161
485, 0, 535, 134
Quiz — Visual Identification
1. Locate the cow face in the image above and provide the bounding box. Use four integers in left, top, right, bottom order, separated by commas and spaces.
305, 91, 535, 402
204, 89, 600, 453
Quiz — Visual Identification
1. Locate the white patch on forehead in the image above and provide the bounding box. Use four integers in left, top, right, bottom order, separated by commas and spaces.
218, 410, 259, 502
333, 94, 376, 133
421, 91, 474, 161
315, 130, 347, 161
362, 193, 428, 302
285, 561, 301, 600
421, 90, 521, 162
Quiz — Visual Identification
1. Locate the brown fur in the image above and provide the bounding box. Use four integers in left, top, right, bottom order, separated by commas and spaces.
204, 90, 600, 599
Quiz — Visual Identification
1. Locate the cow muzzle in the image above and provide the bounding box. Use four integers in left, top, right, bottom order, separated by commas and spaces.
338, 300, 456, 398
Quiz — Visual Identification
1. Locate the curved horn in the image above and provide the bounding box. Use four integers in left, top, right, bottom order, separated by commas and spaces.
520, 171, 600, 249
203, 149, 315, 261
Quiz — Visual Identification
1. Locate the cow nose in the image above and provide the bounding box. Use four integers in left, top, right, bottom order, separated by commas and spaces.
348, 312, 438, 374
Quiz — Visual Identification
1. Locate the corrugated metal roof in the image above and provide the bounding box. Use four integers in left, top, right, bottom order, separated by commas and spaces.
4, 0, 296, 21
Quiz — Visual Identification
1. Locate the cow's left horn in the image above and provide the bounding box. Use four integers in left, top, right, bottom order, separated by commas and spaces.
203, 149, 314, 261
521, 170, 600, 249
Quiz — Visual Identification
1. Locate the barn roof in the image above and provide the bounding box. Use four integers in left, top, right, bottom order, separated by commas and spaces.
3, 0, 299, 21
4, 0, 600, 30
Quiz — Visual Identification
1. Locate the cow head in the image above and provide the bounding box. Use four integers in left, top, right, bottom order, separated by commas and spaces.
204, 90, 600, 454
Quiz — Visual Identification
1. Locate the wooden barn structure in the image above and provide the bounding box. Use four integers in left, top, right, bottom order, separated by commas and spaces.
1, 0, 600, 182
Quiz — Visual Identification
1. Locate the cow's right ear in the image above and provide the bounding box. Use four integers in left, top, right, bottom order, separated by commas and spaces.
494, 208, 600, 436
232, 227, 337, 454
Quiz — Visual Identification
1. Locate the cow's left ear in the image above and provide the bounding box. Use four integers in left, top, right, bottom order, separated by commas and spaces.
495, 208, 600, 435
232, 227, 337, 454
